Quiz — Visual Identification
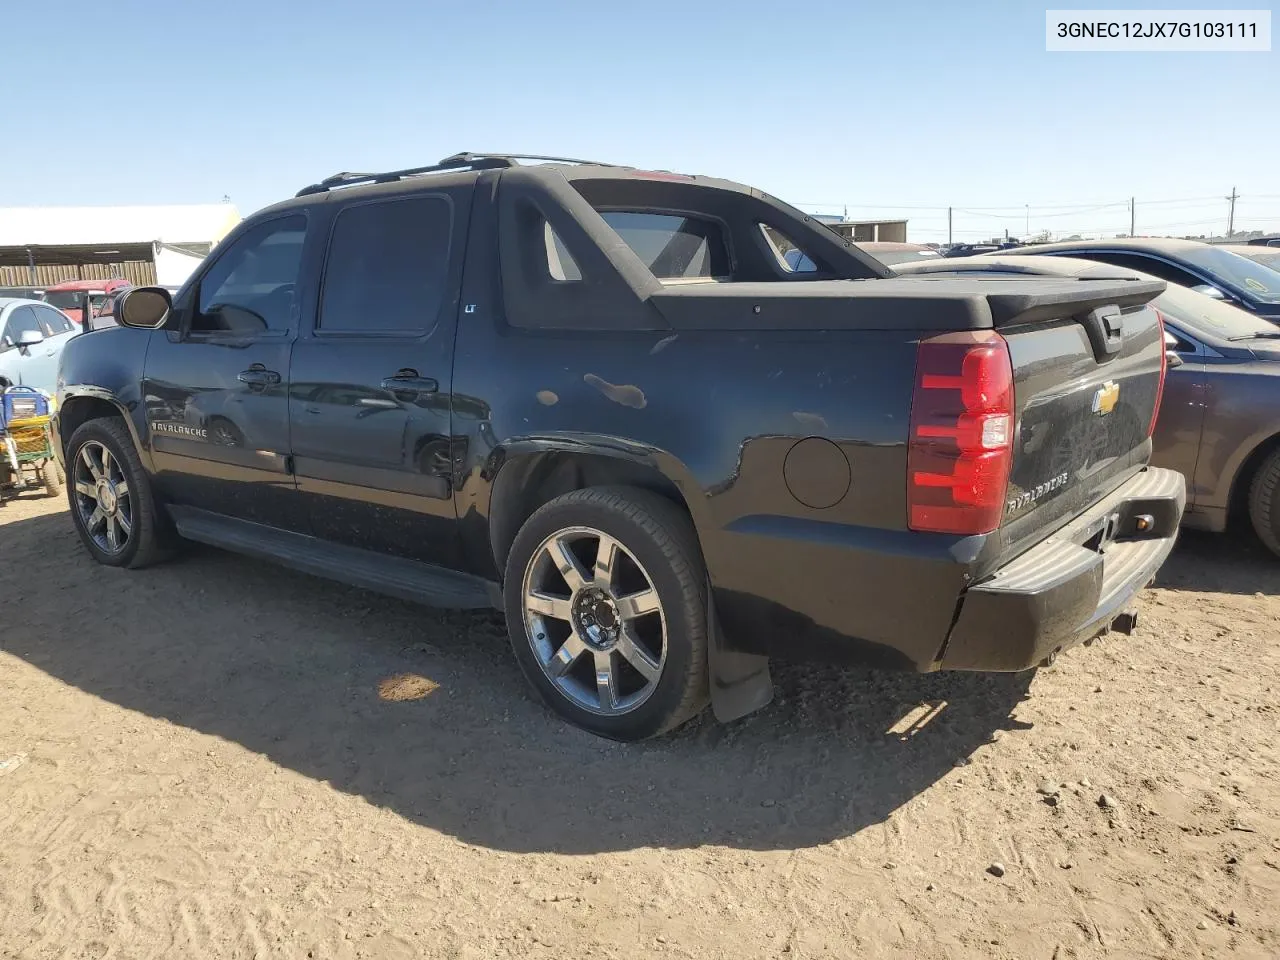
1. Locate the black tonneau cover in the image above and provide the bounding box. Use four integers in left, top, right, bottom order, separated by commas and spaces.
649, 278, 1166, 332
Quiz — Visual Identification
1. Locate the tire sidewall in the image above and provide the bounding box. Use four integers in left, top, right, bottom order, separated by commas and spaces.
66, 420, 147, 568
1248, 449, 1280, 559
504, 493, 705, 740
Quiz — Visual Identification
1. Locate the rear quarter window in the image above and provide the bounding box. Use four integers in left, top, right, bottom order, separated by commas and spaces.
597, 211, 728, 279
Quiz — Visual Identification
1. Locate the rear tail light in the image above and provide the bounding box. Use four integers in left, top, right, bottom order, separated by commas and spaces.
907, 330, 1014, 535
1149, 307, 1168, 438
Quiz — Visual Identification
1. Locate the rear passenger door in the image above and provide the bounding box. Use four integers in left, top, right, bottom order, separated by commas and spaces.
288, 187, 471, 568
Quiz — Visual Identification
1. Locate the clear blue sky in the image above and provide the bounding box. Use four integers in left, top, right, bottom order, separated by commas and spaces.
5, 0, 1277, 242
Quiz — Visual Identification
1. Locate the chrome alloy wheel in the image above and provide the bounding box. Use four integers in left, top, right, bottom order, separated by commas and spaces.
521, 526, 667, 716
73, 440, 132, 554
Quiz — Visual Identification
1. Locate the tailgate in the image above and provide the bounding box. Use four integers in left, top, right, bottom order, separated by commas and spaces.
994, 292, 1166, 567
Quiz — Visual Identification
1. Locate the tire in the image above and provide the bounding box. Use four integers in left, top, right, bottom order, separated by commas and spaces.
503, 486, 710, 741
42, 459, 64, 497
1247, 446, 1280, 558
66, 417, 173, 569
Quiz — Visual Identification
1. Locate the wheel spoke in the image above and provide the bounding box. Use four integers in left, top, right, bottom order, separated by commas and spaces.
75, 481, 96, 498
526, 591, 572, 622
548, 634, 587, 678
593, 650, 618, 711
593, 534, 620, 590
115, 480, 129, 499
105, 515, 119, 551
100, 447, 114, 479
115, 511, 133, 538
81, 446, 102, 481
617, 628, 661, 683
88, 505, 106, 529
614, 588, 660, 621
549, 536, 589, 593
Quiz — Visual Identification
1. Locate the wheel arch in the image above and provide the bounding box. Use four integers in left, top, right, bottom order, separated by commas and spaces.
486, 440, 707, 577
1227, 429, 1280, 524
57, 389, 147, 467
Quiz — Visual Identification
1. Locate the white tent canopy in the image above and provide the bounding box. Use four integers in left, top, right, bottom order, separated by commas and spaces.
0, 204, 241, 247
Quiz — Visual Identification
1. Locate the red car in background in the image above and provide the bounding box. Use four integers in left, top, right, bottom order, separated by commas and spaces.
42, 279, 132, 325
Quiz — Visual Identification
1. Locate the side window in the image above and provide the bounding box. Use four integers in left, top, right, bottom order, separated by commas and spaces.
193, 215, 307, 335
1, 306, 43, 349
319, 196, 452, 335
1080, 252, 1198, 287
759, 224, 817, 273
33, 305, 76, 336
545, 222, 582, 282
1165, 325, 1199, 355
599, 211, 728, 279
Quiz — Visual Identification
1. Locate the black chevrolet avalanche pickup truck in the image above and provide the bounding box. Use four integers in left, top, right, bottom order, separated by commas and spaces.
53, 152, 1186, 741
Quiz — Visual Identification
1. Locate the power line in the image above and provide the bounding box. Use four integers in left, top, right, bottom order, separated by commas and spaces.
795, 194, 1248, 212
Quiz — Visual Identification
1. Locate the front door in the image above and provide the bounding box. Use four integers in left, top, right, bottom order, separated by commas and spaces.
143, 213, 314, 527
288, 189, 468, 567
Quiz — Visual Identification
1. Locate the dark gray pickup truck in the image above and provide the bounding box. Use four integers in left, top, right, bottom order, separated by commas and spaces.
54, 152, 1185, 740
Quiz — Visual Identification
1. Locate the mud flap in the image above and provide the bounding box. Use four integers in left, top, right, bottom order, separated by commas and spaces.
706, 586, 774, 723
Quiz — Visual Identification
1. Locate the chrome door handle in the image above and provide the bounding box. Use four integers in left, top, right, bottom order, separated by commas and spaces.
380, 374, 438, 395
238, 366, 281, 386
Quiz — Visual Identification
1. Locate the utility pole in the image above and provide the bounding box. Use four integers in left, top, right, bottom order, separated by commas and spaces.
1025, 204, 1029, 238
947, 206, 952, 246
1130, 196, 1135, 236
1226, 187, 1239, 236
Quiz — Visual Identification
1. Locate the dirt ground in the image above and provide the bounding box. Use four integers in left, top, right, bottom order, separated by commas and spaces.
1, 490, 1278, 960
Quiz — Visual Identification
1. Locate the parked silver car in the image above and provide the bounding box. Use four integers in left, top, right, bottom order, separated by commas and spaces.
0, 297, 79, 394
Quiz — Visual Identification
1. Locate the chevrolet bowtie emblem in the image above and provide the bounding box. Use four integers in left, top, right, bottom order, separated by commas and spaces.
1092, 381, 1120, 416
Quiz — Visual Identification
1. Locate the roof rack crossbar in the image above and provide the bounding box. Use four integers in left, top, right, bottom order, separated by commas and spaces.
295, 152, 616, 197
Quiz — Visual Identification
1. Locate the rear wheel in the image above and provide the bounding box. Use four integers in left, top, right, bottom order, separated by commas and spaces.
42, 460, 64, 497
503, 486, 709, 741
66, 418, 172, 569
1247, 447, 1280, 558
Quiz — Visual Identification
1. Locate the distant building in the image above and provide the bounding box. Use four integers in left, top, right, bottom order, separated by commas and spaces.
0, 204, 241, 289
822, 219, 908, 243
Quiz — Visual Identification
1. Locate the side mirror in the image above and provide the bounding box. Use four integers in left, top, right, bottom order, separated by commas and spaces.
17, 329, 45, 348
118, 287, 173, 329
1164, 330, 1184, 368
1191, 283, 1226, 300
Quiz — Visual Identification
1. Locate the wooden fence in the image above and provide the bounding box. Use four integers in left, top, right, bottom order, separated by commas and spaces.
0, 260, 156, 287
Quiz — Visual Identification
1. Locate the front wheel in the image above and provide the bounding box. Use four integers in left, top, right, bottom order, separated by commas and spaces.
1248, 447, 1280, 558
66, 418, 172, 569
503, 486, 710, 741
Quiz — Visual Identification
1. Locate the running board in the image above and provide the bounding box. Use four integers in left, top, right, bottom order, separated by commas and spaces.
168, 507, 502, 610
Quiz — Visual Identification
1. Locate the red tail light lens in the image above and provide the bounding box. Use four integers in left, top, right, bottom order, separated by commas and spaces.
1149, 307, 1168, 438
908, 330, 1014, 535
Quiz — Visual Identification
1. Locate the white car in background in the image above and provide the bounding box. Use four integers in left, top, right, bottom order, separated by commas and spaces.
0, 297, 79, 394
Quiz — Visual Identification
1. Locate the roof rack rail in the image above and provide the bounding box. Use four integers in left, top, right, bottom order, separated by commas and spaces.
295, 152, 616, 197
